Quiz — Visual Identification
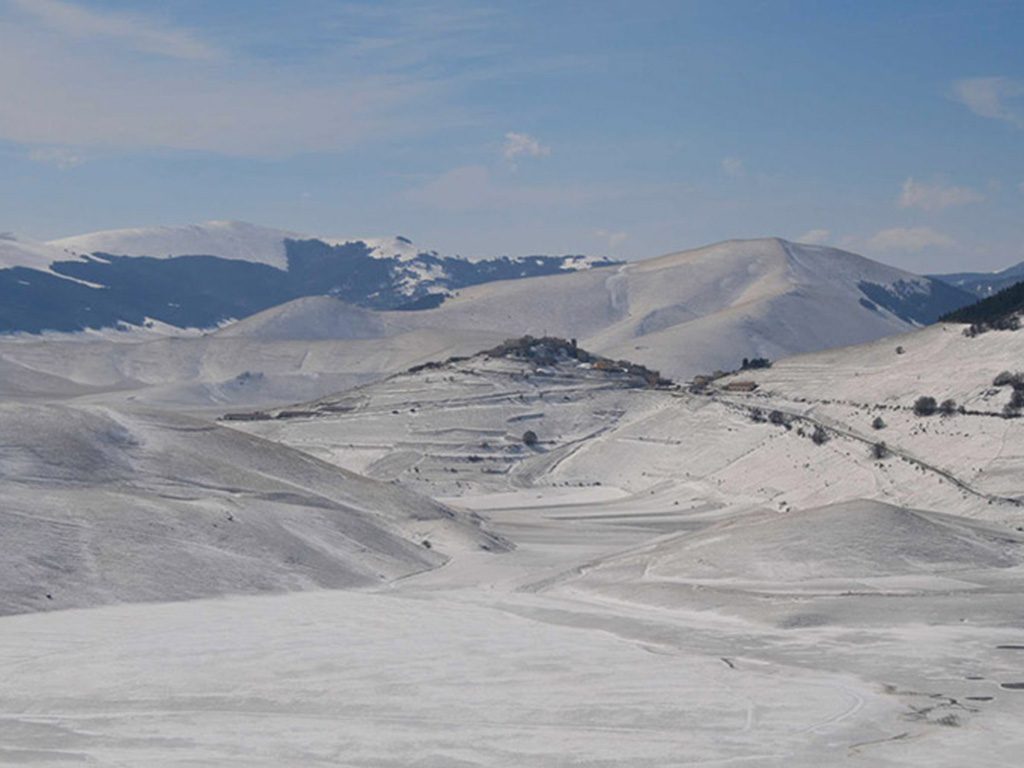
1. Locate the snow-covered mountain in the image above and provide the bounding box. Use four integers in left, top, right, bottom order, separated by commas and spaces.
395, 237, 975, 379
0, 221, 616, 334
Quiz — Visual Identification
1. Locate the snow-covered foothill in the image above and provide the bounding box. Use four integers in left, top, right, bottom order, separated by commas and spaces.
0, 402, 506, 615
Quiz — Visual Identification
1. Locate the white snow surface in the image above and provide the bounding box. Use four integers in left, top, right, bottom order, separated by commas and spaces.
3, 253, 1024, 765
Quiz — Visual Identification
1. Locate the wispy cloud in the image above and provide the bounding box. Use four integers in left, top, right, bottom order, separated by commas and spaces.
951, 77, 1024, 128
898, 177, 983, 211
796, 228, 830, 245
502, 132, 550, 164
721, 156, 744, 177
7, 0, 222, 60
865, 226, 954, 253
27, 146, 84, 169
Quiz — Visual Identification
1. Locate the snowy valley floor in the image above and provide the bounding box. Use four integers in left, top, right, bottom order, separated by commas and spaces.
2, 486, 1023, 766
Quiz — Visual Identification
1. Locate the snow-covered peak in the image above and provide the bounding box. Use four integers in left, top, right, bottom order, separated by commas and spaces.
321, 235, 430, 263
634, 237, 937, 299
50, 220, 304, 270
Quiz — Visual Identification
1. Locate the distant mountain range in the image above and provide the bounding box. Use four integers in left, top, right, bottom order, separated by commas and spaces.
0, 235, 983, 409
0, 221, 616, 334
0, 223, 978, 346
931, 262, 1024, 298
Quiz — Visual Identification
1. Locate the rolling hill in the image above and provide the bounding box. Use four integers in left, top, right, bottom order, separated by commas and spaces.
0, 402, 507, 616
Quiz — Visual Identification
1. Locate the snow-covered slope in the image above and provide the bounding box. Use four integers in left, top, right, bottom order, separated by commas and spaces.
0, 233, 88, 274
0, 321, 509, 410
215, 296, 388, 341
0, 402, 506, 615
234, 325, 1024, 523
579, 499, 1022, 590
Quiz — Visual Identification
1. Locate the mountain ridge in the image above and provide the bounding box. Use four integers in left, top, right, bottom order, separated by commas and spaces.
0, 220, 618, 334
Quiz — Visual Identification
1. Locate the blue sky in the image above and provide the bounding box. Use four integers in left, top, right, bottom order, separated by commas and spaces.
0, 0, 1021, 272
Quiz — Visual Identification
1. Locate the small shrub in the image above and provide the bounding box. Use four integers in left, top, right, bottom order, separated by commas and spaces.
740, 357, 772, 370
750, 408, 766, 423
895, 346, 905, 355
939, 399, 957, 416
872, 441, 889, 460
811, 425, 829, 445
994, 371, 1018, 387
913, 396, 938, 416
871, 416, 886, 430
768, 410, 788, 426
522, 430, 539, 447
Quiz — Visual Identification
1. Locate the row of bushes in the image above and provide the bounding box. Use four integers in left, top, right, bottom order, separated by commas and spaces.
912, 396, 959, 417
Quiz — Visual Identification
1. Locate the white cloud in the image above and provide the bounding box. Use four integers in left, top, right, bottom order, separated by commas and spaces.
8, 0, 221, 61
721, 156, 744, 177
27, 146, 84, 169
865, 226, 954, 253
898, 177, 983, 211
0, 17, 446, 157
0, 2, 507, 157
502, 132, 550, 163
951, 77, 1024, 128
796, 228, 830, 245
595, 229, 628, 252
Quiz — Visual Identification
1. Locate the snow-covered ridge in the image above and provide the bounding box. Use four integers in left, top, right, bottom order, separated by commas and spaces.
49, 221, 608, 272
51, 220, 302, 270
